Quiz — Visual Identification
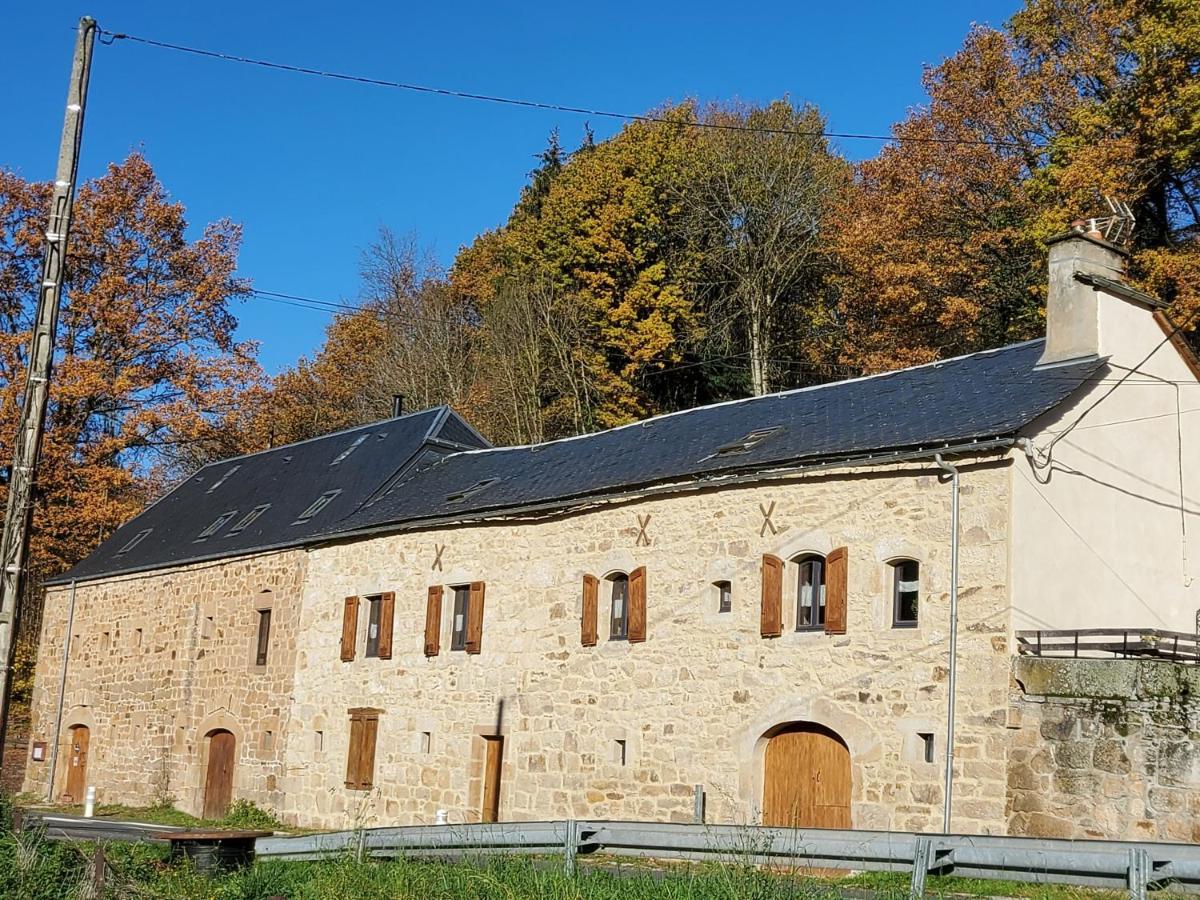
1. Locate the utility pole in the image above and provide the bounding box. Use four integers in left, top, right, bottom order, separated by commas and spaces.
0, 16, 97, 759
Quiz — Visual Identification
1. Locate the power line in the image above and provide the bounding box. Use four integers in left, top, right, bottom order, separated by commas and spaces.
96, 28, 1026, 149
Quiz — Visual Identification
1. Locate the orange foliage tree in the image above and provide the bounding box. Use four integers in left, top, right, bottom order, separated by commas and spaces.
0, 153, 262, 592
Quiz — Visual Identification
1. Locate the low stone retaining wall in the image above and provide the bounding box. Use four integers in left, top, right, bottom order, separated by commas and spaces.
1007, 656, 1200, 842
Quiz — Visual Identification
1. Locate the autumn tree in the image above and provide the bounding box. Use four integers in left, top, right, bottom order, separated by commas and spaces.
682, 101, 851, 394
836, 0, 1200, 370
0, 153, 261, 623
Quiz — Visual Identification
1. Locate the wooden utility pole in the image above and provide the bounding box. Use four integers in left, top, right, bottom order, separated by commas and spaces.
0, 17, 97, 757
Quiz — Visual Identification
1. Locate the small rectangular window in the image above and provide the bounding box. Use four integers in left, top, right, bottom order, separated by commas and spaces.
116, 528, 152, 555
715, 580, 732, 614
134, 628, 143, 648
100, 631, 111, 652
614, 739, 627, 766
364, 595, 382, 658
228, 504, 271, 536
892, 560, 920, 627
450, 586, 470, 651
255, 609, 272, 666
294, 489, 342, 524
420, 731, 432, 754
609, 575, 629, 640
196, 510, 238, 541
202, 615, 214, 640
314, 730, 324, 752
264, 730, 274, 750
918, 732, 935, 763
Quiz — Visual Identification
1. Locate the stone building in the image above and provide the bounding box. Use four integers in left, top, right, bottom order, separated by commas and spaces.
22, 229, 1200, 838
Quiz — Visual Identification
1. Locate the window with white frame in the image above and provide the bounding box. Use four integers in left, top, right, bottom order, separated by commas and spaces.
891, 559, 920, 627
794, 554, 826, 630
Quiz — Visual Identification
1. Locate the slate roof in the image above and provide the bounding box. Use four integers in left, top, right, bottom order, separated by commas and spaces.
331, 338, 1103, 536
54, 338, 1103, 584
51, 406, 490, 584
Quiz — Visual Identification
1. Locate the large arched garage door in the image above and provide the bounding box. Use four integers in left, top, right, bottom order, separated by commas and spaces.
762, 722, 851, 828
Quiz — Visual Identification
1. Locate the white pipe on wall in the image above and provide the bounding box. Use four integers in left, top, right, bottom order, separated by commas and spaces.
933, 454, 960, 834
45, 579, 77, 803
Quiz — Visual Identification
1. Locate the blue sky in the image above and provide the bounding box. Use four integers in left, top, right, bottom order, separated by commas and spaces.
4, 1, 1020, 374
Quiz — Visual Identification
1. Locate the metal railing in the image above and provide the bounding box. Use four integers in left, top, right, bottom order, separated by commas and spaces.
1016, 628, 1200, 663
255, 819, 1200, 898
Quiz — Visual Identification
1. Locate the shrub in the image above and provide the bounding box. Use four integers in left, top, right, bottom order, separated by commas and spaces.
221, 799, 282, 831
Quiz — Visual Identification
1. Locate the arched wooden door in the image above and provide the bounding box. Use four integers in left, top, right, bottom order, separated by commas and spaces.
202, 730, 236, 819
762, 723, 851, 828
63, 725, 89, 803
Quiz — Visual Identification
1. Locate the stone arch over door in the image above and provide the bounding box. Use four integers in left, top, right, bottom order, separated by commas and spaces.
761, 721, 851, 828
202, 729, 236, 819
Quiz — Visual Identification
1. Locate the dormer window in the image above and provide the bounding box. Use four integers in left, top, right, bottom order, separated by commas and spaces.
293, 489, 342, 524
713, 426, 782, 457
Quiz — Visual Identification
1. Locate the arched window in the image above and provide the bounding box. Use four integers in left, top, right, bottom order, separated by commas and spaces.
794, 554, 825, 630
891, 559, 920, 627
608, 572, 630, 640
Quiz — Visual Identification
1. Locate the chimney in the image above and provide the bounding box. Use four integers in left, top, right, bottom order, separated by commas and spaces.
390, 393, 405, 417
1036, 222, 1128, 368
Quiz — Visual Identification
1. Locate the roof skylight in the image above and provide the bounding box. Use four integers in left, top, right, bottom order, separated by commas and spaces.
116, 528, 152, 555
331, 434, 369, 466
227, 504, 271, 536
446, 478, 499, 503
713, 426, 783, 457
293, 489, 342, 524
196, 511, 239, 542
205, 465, 241, 494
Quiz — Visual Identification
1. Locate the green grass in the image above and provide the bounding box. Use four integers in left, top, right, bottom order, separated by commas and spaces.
27, 798, 299, 832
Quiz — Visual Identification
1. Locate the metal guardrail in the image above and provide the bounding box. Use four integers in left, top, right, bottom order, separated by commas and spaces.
255, 819, 1200, 898
1016, 628, 1200, 663
19, 811, 187, 843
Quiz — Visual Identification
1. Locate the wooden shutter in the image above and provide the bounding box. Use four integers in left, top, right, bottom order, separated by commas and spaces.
340, 596, 359, 661
465, 581, 486, 654
377, 591, 395, 659
345, 709, 380, 789
628, 566, 647, 643
581, 574, 599, 647
424, 586, 443, 657
824, 546, 848, 635
760, 555, 783, 638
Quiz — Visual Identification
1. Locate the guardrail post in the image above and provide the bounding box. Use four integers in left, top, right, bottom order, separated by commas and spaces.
563, 819, 577, 877
355, 828, 366, 864
1127, 847, 1150, 900
693, 784, 705, 823
910, 836, 932, 898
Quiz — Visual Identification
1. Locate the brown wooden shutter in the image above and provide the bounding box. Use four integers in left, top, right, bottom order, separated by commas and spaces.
345, 713, 364, 788
760, 554, 783, 638
628, 566, 647, 643
359, 714, 379, 788
340, 596, 359, 661
581, 574, 599, 647
424, 586, 443, 657
345, 709, 380, 789
377, 591, 395, 659
465, 581, 486, 654
824, 546, 848, 635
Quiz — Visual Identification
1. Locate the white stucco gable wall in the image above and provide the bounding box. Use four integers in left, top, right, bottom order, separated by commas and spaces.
1011, 284, 1200, 633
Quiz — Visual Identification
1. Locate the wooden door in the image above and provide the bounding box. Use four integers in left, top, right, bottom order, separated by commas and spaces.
202, 730, 236, 820
64, 725, 89, 803
481, 736, 504, 823
762, 724, 851, 828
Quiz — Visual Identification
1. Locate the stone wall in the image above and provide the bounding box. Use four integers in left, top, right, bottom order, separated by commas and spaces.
1007, 657, 1200, 842
283, 458, 1015, 833
22, 550, 306, 817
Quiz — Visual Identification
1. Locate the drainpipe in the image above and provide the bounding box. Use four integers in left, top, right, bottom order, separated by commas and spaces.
46, 579, 77, 803
933, 454, 960, 834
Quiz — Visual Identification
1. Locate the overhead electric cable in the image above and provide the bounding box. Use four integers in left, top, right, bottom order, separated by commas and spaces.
97, 28, 1027, 149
